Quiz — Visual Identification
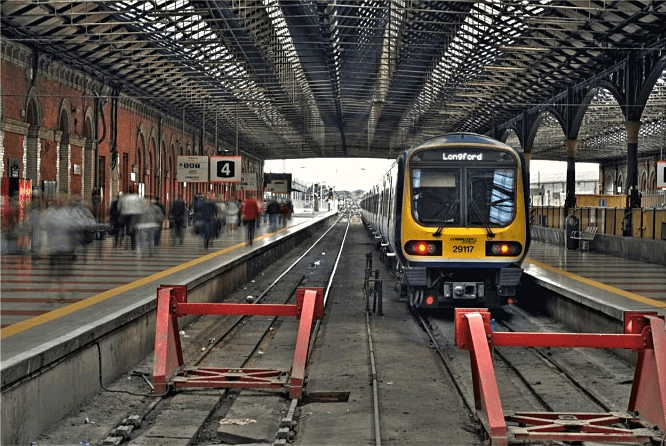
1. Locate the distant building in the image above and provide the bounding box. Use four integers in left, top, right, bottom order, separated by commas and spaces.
530, 170, 599, 206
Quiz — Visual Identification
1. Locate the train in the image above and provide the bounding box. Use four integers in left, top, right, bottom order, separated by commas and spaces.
360, 132, 530, 309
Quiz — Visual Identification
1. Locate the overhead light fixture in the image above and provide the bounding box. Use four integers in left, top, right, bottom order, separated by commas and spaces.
499, 45, 549, 52
230, 88, 266, 93
484, 65, 524, 71
467, 81, 505, 87
457, 92, 487, 98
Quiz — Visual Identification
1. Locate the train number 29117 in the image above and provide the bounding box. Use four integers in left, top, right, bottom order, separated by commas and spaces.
452, 245, 474, 253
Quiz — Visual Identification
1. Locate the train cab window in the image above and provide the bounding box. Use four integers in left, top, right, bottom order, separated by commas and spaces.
411, 168, 460, 225
467, 168, 515, 226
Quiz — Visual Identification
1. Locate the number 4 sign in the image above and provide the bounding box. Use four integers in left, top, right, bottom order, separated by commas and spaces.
210, 156, 242, 182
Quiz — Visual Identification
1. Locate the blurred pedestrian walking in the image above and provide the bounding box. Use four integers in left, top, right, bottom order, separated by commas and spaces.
280, 200, 291, 227
41, 199, 96, 299
225, 198, 239, 234
152, 198, 166, 246
214, 200, 226, 238
118, 189, 143, 250
28, 197, 43, 263
267, 197, 280, 232
195, 198, 218, 249
135, 198, 163, 258
109, 195, 125, 248
241, 197, 260, 245
169, 196, 187, 246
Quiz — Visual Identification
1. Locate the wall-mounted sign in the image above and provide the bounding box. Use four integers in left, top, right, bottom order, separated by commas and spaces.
239, 172, 257, 190
266, 180, 288, 194
176, 155, 209, 182
209, 156, 241, 182
657, 160, 666, 189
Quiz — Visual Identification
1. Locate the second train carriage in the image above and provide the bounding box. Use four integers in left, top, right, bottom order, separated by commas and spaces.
360, 133, 530, 309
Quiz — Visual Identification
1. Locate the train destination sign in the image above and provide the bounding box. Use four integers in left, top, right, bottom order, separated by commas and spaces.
176, 156, 209, 182
443, 152, 483, 161
210, 156, 242, 182
417, 149, 513, 163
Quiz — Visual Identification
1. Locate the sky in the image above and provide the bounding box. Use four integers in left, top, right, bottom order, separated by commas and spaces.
267, 158, 396, 192
266, 158, 600, 192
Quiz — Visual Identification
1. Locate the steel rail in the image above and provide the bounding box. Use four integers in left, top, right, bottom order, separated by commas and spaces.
192, 212, 346, 367
494, 308, 614, 413
103, 214, 348, 444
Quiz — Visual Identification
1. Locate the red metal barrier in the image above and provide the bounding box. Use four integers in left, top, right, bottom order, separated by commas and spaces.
455, 309, 666, 445
153, 285, 324, 399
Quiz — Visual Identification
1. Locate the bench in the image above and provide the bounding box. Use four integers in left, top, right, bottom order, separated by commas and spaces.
571, 226, 598, 251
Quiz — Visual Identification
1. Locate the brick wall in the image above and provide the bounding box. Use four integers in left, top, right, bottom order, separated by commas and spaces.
1, 38, 262, 218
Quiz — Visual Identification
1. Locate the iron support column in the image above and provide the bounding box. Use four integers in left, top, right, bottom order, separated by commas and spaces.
624, 120, 641, 208
564, 139, 577, 211
523, 151, 532, 190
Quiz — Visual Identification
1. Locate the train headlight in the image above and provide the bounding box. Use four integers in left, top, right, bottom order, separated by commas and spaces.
405, 240, 442, 256
485, 241, 522, 256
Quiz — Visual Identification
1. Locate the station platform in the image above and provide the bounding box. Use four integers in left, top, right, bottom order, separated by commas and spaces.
1, 213, 317, 329
523, 240, 666, 339
0, 210, 340, 446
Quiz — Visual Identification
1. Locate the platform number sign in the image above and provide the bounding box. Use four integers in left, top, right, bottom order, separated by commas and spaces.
217, 160, 235, 177
657, 160, 666, 189
210, 156, 242, 182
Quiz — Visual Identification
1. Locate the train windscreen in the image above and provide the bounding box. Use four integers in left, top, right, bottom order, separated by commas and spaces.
467, 168, 516, 226
410, 148, 517, 228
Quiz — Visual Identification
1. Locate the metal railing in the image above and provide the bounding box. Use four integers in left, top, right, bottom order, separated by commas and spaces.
530, 205, 666, 240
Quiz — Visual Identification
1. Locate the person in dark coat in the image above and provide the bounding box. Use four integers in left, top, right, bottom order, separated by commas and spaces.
152, 198, 166, 246
197, 199, 218, 249
170, 196, 187, 246
267, 198, 280, 232
109, 197, 125, 248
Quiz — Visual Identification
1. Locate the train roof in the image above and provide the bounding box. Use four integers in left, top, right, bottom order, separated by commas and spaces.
412, 133, 513, 151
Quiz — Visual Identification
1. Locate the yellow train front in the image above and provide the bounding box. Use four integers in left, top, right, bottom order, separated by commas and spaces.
361, 133, 531, 309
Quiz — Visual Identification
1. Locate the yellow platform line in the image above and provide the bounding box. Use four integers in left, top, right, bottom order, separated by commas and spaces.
1, 228, 281, 339
525, 258, 666, 310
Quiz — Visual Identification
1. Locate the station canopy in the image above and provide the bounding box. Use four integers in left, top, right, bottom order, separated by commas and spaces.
2, 1, 666, 162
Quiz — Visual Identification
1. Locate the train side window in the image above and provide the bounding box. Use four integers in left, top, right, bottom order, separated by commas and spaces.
384, 187, 389, 217
388, 176, 392, 218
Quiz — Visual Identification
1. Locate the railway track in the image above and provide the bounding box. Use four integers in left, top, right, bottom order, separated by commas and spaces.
413, 304, 660, 445
35, 216, 662, 446
36, 214, 350, 446
356, 217, 658, 446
